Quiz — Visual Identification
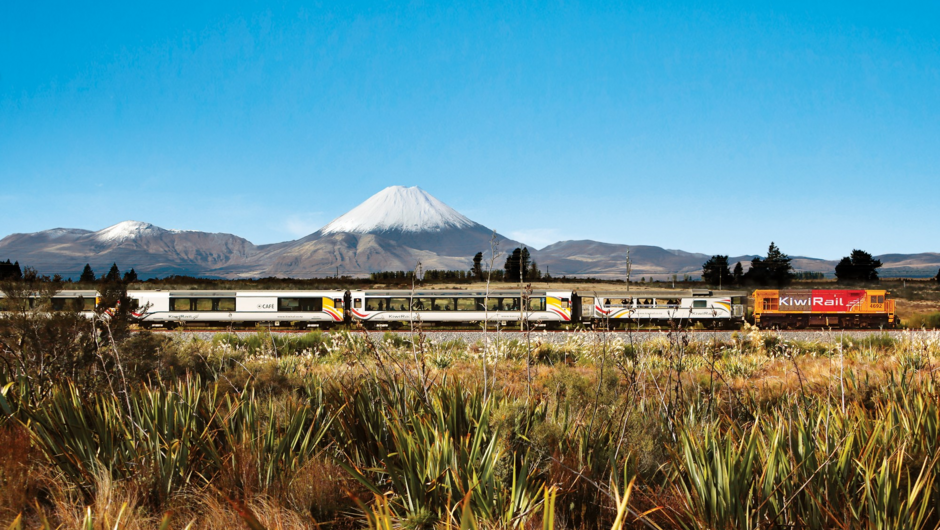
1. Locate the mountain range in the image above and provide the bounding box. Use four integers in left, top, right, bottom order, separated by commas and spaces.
1, 186, 938, 280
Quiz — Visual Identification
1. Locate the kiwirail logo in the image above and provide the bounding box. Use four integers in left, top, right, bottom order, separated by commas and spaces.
779, 296, 812, 309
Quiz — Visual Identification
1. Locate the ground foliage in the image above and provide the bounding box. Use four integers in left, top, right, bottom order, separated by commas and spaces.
2, 303, 940, 527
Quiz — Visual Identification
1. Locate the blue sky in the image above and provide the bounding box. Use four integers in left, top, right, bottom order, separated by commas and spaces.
1, 1, 937, 259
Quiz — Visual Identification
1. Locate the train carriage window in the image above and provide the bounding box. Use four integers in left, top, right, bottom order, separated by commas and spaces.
528, 297, 545, 311
503, 298, 521, 311
390, 298, 409, 311
82, 297, 96, 311
412, 298, 434, 311
194, 299, 213, 311
298, 298, 322, 312
217, 298, 236, 312
279, 298, 300, 311
334, 298, 344, 309
456, 298, 477, 311
280, 297, 323, 313
485, 297, 501, 311
171, 298, 191, 311
353, 299, 362, 309
365, 298, 377, 311
692, 300, 708, 309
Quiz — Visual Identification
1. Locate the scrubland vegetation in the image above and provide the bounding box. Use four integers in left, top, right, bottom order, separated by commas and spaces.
3, 279, 940, 528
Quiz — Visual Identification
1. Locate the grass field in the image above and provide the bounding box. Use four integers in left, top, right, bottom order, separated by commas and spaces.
3, 322, 940, 529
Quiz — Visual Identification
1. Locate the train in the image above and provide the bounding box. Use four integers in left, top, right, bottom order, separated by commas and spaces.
0, 288, 898, 330
753, 289, 897, 329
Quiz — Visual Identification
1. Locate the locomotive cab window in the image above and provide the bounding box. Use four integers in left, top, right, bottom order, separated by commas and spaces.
762, 298, 779, 311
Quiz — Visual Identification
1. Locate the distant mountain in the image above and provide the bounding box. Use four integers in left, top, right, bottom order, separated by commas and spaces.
315, 185, 515, 257
1, 188, 937, 279
534, 240, 714, 278
0, 221, 258, 278
241, 186, 521, 276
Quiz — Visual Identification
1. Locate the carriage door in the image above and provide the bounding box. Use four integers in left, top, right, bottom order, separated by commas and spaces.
581, 296, 595, 318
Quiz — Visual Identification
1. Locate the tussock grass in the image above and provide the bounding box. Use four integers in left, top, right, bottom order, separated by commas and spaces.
2, 327, 940, 528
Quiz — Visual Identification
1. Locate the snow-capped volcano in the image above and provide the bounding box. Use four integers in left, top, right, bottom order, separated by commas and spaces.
320, 186, 477, 234
254, 185, 523, 271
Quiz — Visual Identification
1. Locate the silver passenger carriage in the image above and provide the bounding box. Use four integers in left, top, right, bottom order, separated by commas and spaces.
348, 289, 574, 329
0, 289, 98, 316
578, 289, 747, 328
128, 290, 346, 329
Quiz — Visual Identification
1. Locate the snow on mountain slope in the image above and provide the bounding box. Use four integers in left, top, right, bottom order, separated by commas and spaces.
93, 221, 172, 243
320, 186, 477, 234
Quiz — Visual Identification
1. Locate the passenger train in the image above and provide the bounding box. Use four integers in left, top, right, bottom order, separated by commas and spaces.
123, 288, 747, 330
0, 287, 898, 329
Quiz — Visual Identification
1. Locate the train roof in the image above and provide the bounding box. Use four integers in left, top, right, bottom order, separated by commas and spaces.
0, 290, 97, 298
127, 290, 345, 297
585, 289, 748, 298
354, 289, 571, 297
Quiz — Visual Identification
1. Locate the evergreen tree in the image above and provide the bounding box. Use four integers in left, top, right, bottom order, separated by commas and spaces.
527, 259, 542, 281
935, 268, 939, 282
701, 255, 733, 286
105, 263, 121, 282
520, 248, 531, 280
744, 243, 795, 286
834, 249, 882, 282
471, 252, 483, 281
504, 248, 522, 281
744, 257, 767, 285
504, 248, 536, 282
123, 268, 138, 283
732, 262, 744, 285
0, 260, 22, 280
764, 242, 794, 286
79, 264, 96, 283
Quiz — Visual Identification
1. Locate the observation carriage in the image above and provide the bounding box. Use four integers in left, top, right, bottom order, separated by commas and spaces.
577, 289, 747, 329
347, 289, 574, 329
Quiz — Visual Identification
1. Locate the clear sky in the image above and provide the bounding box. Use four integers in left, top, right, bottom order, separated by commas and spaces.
1, 1, 938, 259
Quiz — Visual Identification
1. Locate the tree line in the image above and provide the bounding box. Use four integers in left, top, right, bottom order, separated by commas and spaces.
700, 244, 925, 287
